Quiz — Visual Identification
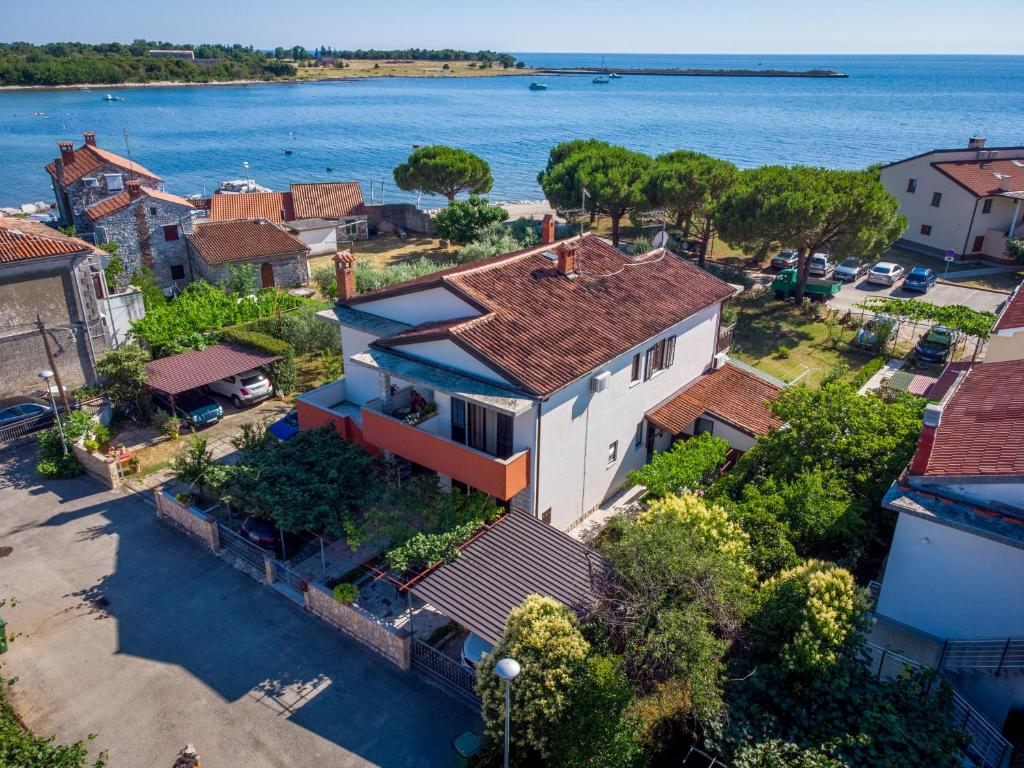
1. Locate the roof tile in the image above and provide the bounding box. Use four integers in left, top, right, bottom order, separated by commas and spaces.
290, 182, 365, 219
187, 218, 309, 264
933, 158, 1024, 197
0, 218, 95, 263
46, 142, 161, 188
208, 192, 294, 223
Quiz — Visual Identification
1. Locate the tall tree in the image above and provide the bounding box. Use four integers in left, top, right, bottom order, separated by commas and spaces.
646, 151, 739, 267
393, 145, 493, 201
715, 166, 906, 303
537, 138, 611, 220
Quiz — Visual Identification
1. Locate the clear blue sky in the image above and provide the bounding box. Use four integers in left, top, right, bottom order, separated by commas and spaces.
5, 0, 1022, 54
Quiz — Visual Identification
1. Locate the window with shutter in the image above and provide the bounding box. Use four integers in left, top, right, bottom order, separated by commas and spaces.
664, 336, 676, 368
630, 354, 641, 383
450, 398, 466, 443
644, 348, 654, 380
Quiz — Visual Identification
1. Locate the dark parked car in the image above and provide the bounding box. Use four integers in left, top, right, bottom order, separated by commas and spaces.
0, 397, 55, 433
903, 266, 938, 293
914, 325, 954, 364
151, 389, 224, 428
240, 516, 301, 559
267, 409, 300, 441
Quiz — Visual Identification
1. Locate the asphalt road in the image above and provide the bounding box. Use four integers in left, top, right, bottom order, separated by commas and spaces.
0, 448, 477, 768
830, 274, 1008, 314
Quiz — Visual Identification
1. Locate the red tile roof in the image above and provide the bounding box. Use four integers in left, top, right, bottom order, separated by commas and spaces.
145, 343, 282, 395
933, 158, 1024, 197
922, 359, 1024, 477
0, 218, 95, 263
358, 234, 736, 395
46, 143, 161, 188
928, 361, 974, 401
187, 218, 309, 264
208, 192, 294, 223
994, 282, 1024, 332
290, 182, 366, 219
85, 187, 194, 222
647, 362, 784, 437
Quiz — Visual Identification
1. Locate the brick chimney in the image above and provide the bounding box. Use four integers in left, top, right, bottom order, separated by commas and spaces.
557, 241, 578, 277
83, 131, 97, 147
333, 250, 357, 303
126, 179, 143, 200
968, 136, 986, 150
541, 214, 555, 244
908, 403, 942, 475
58, 141, 75, 164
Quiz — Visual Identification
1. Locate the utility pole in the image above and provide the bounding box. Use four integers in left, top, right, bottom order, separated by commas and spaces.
36, 315, 72, 415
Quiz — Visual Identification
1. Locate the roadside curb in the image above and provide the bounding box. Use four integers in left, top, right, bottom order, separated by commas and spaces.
935, 279, 1012, 295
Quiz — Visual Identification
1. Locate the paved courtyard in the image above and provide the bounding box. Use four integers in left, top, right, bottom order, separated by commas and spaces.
0, 447, 477, 767
831, 274, 1008, 314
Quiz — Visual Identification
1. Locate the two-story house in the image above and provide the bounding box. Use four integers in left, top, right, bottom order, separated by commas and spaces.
296, 229, 783, 531
874, 356, 1024, 750
879, 137, 1024, 261
46, 132, 163, 235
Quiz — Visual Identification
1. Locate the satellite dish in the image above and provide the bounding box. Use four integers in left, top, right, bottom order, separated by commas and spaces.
652, 230, 669, 249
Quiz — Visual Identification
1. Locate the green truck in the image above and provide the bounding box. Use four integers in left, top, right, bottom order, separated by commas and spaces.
772, 268, 842, 302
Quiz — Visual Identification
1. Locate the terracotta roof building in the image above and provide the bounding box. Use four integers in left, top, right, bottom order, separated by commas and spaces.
208, 192, 294, 223
290, 182, 366, 219
186, 218, 310, 289
0, 218, 97, 263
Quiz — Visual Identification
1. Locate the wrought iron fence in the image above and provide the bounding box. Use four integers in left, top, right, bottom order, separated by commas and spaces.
411, 639, 479, 705
273, 559, 305, 594
216, 522, 269, 572
0, 414, 52, 450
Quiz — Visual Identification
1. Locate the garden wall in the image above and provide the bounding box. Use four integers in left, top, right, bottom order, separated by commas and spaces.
154, 489, 221, 551
364, 204, 435, 236
305, 582, 411, 670
72, 442, 121, 489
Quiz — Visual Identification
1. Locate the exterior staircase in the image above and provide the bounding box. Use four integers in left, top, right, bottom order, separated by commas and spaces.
940, 637, 1024, 675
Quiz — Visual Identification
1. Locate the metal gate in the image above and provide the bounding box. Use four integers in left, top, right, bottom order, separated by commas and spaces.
273, 559, 304, 594
216, 522, 269, 571
411, 639, 479, 706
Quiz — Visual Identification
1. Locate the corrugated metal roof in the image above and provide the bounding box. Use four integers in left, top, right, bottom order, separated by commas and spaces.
409, 511, 605, 645
145, 343, 281, 395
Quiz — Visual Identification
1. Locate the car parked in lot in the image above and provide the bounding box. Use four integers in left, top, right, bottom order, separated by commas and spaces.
867, 261, 905, 286
902, 266, 938, 293
151, 389, 224, 428
240, 515, 302, 559
207, 368, 273, 408
914, 325, 955, 364
770, 250, 799, 270
834, 257, 870, 282
853, 316, 896, 352
267, 409, 300, 441
808, 253, 835, 278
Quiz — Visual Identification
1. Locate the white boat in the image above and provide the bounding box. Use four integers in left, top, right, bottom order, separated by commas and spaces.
609, 72, 622, 79
592, 76, 609, 84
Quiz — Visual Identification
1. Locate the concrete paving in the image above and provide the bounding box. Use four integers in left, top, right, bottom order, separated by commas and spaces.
830, 274, 1008, 314
0, 448, 477, 767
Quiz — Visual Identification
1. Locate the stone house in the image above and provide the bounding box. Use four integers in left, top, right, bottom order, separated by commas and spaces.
46, 132, 162, 235
0, 219, 111, 397
86, 180, 197, 291
186, 218, 311, 288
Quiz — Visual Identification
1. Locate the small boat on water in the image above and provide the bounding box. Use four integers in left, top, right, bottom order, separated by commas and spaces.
103, 94, 124, 101
284, 149, 293, 155
592, 76, 609, 84
609, 72, 622, 79
529, 82, 548, 91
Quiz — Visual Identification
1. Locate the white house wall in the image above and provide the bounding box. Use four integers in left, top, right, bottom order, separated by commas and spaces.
680, 417, 756, 452
536, 302, 720, 529
876, 511, 1024, 639
393, 339, 513, 386
340, 325, 383, 406
357, 286, 481, 326
294, 226, 336, 256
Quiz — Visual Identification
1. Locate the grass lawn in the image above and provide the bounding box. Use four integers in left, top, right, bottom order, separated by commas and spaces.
307, 236, 457, 277
731, 298, 883, 388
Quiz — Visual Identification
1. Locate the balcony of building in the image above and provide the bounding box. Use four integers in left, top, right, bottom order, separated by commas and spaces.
294, 378, 370, 446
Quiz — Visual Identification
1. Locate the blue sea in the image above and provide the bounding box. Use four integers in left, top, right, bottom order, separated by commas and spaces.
1, 54, 1022, 208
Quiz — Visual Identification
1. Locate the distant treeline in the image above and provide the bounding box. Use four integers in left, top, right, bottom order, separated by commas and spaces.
0, 41, 295, 86
292, 47, 523, 68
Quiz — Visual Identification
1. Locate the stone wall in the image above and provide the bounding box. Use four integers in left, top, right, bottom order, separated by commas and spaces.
305, 582, 411, 670
94, 196, 194, 290
63, 163, 157, 233
364, 204, 435, 236
154, 489, 221, 551
72, 442, 121, 489
188, 248, 309, 289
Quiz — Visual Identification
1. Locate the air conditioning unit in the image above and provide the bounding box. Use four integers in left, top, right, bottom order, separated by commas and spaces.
590, 371, 611, 392
713, 352, 729, 370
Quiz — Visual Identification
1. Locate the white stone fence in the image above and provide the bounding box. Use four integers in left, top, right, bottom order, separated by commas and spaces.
154, 489, 221, 551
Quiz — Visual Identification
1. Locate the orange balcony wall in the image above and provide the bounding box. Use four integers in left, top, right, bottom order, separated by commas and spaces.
361, 408, 529, 501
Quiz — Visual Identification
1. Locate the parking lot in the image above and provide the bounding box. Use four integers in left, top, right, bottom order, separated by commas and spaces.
830, 274, 1008, 314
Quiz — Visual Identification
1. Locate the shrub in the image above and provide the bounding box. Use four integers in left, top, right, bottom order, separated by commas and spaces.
95, 344, 151, 416
152, 408, 182, 440
455, 223, 522, 263
432, 195, 508, 244
851, 355, 887, 388
627, 432, 730, 499
36, 420, 83, 479
332, 582, 359, 603
774, 345, 791, 359
354, 257, 456, 293
383, 518, 481, 573
702, 261, 755, 288
171, 434, 227, 501
218, 263, 258, 295
311, 264, 337, 298
230, 418, 273, 453
1008, 237, 1024, 264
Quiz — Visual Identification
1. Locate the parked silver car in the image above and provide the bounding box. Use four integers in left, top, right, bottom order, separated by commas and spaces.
771, 250, 799, 270
833, 257, 870, 282
207, 369, 273, 408
867, 261, 906, 286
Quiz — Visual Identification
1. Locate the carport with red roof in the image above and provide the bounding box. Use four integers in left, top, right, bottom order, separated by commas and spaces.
144, 343, 281, 409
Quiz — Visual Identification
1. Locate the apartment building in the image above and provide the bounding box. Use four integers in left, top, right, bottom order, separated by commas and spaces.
296, 228, 783, 531
879, 137, 1024, 261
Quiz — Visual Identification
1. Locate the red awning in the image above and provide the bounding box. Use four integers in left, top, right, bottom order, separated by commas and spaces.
145, 343, 281, 395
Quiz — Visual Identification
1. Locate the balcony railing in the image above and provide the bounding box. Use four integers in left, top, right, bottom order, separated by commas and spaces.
717, 323, 735, 354
361, 406, 529, 501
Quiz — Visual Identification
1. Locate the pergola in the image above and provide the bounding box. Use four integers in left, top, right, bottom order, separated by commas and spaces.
144, 342, 281, 406
407, 511, 606, 645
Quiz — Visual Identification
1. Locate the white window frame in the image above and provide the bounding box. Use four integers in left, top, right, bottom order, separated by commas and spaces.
607, 440, 618, 466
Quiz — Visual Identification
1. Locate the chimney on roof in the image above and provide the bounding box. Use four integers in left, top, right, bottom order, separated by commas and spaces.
998, 174, 1011, 192
968, 136, 986, 150
58, 141, 74, 164
333, 249, 357, 303
908, 403, 942, 475
541, 214, 555, 245
126, 179, 143, 200
557, 241, 578, 277
83, 131, 97, 147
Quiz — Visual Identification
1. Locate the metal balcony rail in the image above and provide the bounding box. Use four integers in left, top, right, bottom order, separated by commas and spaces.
940, 637, 1024, 674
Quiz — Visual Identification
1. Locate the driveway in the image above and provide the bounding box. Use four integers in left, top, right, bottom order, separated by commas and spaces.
831, 275, 1008, 314
0, 448, 477, 767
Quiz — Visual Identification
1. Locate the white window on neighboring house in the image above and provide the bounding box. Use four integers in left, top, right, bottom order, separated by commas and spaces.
630, 353, 641, 384
607, 441, 618, 466
644, 335, 677, 380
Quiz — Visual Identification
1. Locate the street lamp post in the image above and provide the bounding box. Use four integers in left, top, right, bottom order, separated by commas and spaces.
37, 370, 67, 455
494, 657, 521, 768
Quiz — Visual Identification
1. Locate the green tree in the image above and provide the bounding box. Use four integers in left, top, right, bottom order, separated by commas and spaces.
734, 740, 843, 768
94, 344, 151, 416
715, 166, 905, 303
171, 435, 228, 503
537, 138, 611, 217
432, 195, 508, 243
218, 263, 259, 295
454, 223, 525, 263
626, 432, 730, 499
646, 150, 738, 266
477, 596, 591, 763
393, 145, 493, 201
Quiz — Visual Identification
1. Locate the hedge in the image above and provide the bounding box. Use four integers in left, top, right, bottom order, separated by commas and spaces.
220, 326, 297, 395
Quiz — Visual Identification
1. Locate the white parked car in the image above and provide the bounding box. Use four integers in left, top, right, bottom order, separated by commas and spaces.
867, 262, 906, 286
461, 632, 494, 670
207, 369, 273, 408
808, 253, 835, 277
